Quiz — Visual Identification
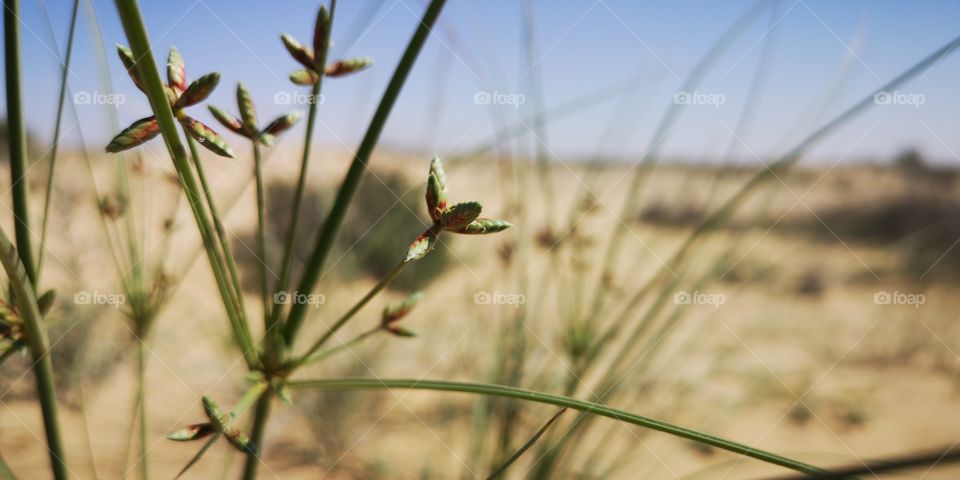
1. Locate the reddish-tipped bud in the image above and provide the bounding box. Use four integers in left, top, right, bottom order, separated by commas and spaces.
106, 116, 160, 153
281, 34, 316, 70
326, 57, 373, 77
176, 72, 220, 109
167, 46, 187, 93
179, 116, 234, 158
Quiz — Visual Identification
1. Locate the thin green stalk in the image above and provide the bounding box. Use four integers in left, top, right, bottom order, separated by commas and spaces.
252, 142, 271, 330
240, 394, 271, 480
295, 260, 406, 364
136, 339, 149, 480
113, 0, 257, 368
583, 1, 768, 321
0, 226, 68, 478
301, 326, 378, 365
36, 0, 80, 282
486, 408, 565, 479
5, 0, 36, 286
287, 378, 826, 476
283, 0, 448, 345
769, 446, 960, 480
183, 132, 248, 321
270, 0, 336, 329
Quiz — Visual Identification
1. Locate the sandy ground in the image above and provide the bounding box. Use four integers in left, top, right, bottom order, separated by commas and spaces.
1, 149, 959, 479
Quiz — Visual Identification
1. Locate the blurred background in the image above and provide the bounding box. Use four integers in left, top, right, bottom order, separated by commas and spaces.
1, 0, 959, 478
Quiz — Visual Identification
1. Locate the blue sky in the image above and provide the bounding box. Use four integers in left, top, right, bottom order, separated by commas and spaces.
6, 0, 960, 164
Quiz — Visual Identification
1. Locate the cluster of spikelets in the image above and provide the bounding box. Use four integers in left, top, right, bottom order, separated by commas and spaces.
105, 4, 510, 467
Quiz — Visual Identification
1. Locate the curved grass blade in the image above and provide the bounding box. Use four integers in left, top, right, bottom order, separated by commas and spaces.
36, 0, 81, 282
288, 377, 826, 476
486, 408, 566, 479
0, 225, 67, 478
769, 445, 960, 480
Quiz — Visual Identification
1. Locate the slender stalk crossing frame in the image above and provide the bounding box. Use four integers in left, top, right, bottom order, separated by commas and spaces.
282, 0, 448, 344
288, 378, 826, 476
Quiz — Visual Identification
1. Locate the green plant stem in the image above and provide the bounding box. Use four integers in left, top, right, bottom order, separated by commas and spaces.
301, 326, 379, 365
36, 0, 80, 283
113, 0, 257, 368
271, 0, 337, 330
252, 142, 271, 329
240, 393, 271, 480
0, 226, 68, 479
4, 0, 36, 286
486, 408, 565, 479
136, 339, 149, 480
283, 0, 448, 345
184, 132, 247, 319
769, 446, 960, 480
295, 260, 406, 365
288, 377, 825, 476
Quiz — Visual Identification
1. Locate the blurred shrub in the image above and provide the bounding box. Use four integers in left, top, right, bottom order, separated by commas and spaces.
236, 169, 448, 293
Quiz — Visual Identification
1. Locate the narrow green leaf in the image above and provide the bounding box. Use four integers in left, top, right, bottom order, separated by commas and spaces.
167, 45, 187, 92
405, 227, 439, 262
325, 57, 373, 77
175, 72, 220, 108
180, 116, 234, 158
288, 378, 827, 477
440, 201, 482, 231
280, 34, 316, 69
235, 82, 258, 133
105, 116, 160, 153
289, 68, 320, 86
486, 408, 567, 479
208, 105, 246, 136
456, 218, 512, 235
116, 44, 145, 92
